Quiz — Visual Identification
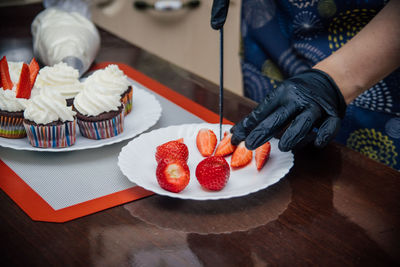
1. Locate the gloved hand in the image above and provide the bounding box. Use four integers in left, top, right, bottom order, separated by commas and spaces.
231, 69, 347, 151
211, 0, 230, 30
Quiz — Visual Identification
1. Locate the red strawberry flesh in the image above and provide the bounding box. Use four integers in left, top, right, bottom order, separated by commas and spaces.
231, 141, 253, 169
255, 142, 271, 171
29, 58, 39, 87
214, 132, 236, 157
16, 63, 31, 99
196, 128, 217, 157
0, 56, 13, 90
195, 156, 230, 191
156, 159, 190, 193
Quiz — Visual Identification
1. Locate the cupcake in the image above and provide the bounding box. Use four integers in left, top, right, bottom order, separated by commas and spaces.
0, 57, 39, 138
23, 88, 76, 148
33, 62, 82, 105
0, 90, 28, 138
84, 64, 133, 115
73, 77, 124, 140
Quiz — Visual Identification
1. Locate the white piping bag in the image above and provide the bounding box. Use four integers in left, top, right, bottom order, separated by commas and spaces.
31, 2, 100, 76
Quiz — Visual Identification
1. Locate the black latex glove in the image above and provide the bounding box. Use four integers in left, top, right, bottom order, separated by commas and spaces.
211, 0, 230, 30
231, 69, 347, 151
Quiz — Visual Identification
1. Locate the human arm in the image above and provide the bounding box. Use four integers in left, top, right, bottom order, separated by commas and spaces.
314, 0, 400, 104
231, 0, 400, 151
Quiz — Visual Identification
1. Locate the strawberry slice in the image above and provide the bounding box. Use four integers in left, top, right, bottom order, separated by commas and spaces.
29, 58, 39, 87
255, 142, 271, 171
156, 159, 190, 193
196, 128, 217, 157
214, 132, 237, 157
196, 156, 230, 191
231, 141, 253, 169
16, 63, 32, 99
0, 56, 13, 90
155, 139, 189, 163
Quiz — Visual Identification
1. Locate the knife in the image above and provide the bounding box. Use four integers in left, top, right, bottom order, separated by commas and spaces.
211, 0, 230, 141
218, 28, 224, 141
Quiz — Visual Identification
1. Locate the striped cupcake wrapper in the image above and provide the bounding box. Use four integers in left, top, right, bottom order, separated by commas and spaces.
122, 89, 133, 116
24, 120, 77, 148
77, 112, 124, 140
0, 115, 26, 139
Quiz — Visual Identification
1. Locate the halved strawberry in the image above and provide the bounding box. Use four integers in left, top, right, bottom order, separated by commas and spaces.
196, 128, 217, 157
231, 141, 253, 169
214, 132, 237, 157
0, 56, 13, 90
155, 139, 189, 163
15, 63, 31, 99
196, 156, 230, 191
156, 159, 190, 193
29, 58, 39, 87
255, 142, 271, 171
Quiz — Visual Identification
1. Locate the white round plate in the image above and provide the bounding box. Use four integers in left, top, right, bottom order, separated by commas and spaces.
118, 123, 294, 200
0, 87, 162, 152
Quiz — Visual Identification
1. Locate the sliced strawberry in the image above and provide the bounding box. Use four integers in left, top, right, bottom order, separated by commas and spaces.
29, 58, 39, 87
155, 139, 189, 163
214, 132, 237, 157
196, 128, 217, 157
195, 156, 230, 191
231, 141, 253, 169
255, 142, 271, 171
0, 56, 13, 90
15, 63, 31, 99
156, 159, 190, 193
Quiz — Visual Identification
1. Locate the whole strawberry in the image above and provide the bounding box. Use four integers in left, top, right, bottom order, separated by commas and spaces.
156, 158, 190, 193
195, 156, 230, 191
155, 139, 189, 163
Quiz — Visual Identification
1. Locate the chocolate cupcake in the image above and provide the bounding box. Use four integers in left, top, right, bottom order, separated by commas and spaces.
0, 60, 33, 139
73, 75, 125, 140
84, 64, 133, 115
23, 88, 76, 148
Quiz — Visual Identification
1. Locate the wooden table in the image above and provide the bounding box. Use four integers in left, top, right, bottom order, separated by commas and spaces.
1, 4, 399, 266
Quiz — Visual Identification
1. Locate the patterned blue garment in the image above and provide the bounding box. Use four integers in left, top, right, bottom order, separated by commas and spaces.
240, 0, 400, 170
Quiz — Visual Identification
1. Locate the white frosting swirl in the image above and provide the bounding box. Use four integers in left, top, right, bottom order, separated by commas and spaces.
24, 88, 76, 124
83, 64, 130, 96
34, 62, 82, 99
73, 79, 122, 116
84, 64, 130, 96
0, 89, 28, 112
